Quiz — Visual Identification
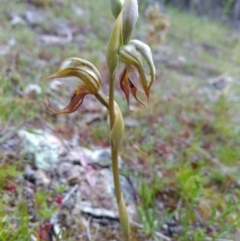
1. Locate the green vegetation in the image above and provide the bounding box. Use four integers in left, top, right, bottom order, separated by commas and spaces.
1, 0, 240, 240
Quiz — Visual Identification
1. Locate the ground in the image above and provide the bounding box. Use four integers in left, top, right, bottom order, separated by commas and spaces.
1, 0, 240, 241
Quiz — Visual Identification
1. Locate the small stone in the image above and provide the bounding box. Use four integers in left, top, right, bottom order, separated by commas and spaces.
67, 168, 83, 186
35, 169, 50, 185
23, 186, 34, 199
57, 162, 74, 179
68, 175, 80, 186
168, 225, 182, 235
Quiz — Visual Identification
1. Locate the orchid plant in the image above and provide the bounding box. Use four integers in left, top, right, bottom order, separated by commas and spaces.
42, 0, 155, 240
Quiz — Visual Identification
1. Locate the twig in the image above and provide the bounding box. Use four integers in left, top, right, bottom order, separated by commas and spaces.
86, 217, 92, 241
62, 184, 79, 205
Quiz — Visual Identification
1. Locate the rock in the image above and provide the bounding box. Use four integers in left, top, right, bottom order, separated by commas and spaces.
62, 165, 85, 186
91, 148, 112, 167
60, 146, 92, 165
67, 172, 81, 186
112, 171, 137, 220
60, 147, 123, 168
19, 129, 66, 171
18, 128, 138, 222
24, 165, 37, 185
90, 148, 123, 168
60, 158, 138, 221
23, 9, 44, 26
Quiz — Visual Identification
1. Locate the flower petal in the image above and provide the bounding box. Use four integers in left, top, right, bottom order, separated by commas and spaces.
119, 40, 155, 107
129, 40, 154, 76
129, 80, 146, 108
44, 93, 86, 114
120, 66, 146, 109
52, 76, 84, 90
120, 67, 130, 106
42, 58, 101, 95
127, 65, 143, 92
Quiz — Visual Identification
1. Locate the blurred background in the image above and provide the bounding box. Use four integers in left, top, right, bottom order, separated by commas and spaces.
0, 0, 240, 240
147, 0, 240, 25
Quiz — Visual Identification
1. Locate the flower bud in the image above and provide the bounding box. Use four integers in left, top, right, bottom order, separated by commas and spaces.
122, 0, 138, 44
110, 0, 123, 19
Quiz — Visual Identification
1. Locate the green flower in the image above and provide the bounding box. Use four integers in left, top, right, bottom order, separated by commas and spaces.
119, 39, 155, 107
42, 57, 101, 114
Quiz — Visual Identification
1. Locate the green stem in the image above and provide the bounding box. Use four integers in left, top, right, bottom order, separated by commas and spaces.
109, 74, 120, 201
109, 75, 115, 128
108, 74, 130, 241
95, 89, 109, 110
112, 142, 130, 241
111, 145, 121, 202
